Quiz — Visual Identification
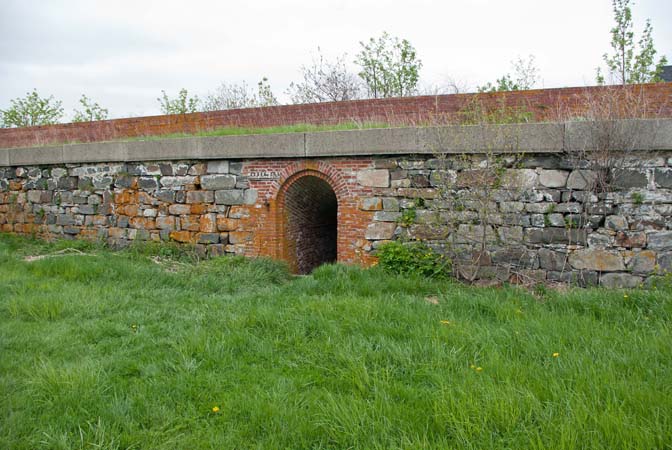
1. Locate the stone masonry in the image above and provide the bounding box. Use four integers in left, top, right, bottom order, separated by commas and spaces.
1, 120, 672, 286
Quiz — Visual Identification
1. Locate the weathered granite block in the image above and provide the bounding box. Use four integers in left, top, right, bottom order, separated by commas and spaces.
569, 249, 625, 271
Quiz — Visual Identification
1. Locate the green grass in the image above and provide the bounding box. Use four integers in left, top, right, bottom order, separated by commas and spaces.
132, 122, 391, 141
0, 234, 670, 449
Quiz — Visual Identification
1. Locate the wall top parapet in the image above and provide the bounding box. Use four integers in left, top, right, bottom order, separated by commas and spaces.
0, 119, 671, 167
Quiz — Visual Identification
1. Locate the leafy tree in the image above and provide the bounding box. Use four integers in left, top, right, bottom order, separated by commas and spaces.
477, 55, 539, 93
354, 32, 422, 98
0, 89, 64, 128
596, 0, 667, 85
286, 48, 362, 103
157, 88, 200, 115
202, 77, 278, 111
72, 95, 109, 122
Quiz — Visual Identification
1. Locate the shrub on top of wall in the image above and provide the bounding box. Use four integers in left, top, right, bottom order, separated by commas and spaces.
376, 241, 451, 279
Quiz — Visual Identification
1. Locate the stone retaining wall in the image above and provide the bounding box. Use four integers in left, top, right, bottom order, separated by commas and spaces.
1, 121, 672, 286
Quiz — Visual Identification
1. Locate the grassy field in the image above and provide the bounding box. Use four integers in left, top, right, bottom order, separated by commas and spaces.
0, 235, 670, 449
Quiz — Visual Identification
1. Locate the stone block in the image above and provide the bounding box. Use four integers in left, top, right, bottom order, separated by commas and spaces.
566, 170, 597, 190
454, 224, 497, 244
228, 206, 249, 219
243, 189, 258, 205
498, 226, 523, 242
155, 190, 175, 203
396, 188, 438, 199
373, 159, 398, 169
201, 174, 236, 190
357, 169, 389, 187
605, 215, 628, 231
587, 232, 612, 248
373, 211, 401, 222
628, 250, 656, 274
611, 168, 648, 190
654, 168, 672, 188
57, 177, 78, 190
538, 248, 569, 271
199, 214, 217, 233
215, 190, 245, 205
170, 231, 192, 243
615, 231, 646, 248
208, 244, 228, 257
26, 190, 43, 203
547, 270, 599, 287
410, 174, 430, 188
502, 169, 538, 189
63, 226, 80, 235
525, 203, 557, 214
186, 190, 214, 204
168, 204, 191, 215
76, 205, 97, 215
569, 249, 625, 271
658, 252, 672, 273
647, 231, 672, 250
160, 176, 196, 188
365, 222, 397, 240
187, 163, 207, 176
500, 202, 524, 213
138, 177, 159, 190
216, 216, 239, 231
524, 228, 587, 245
600, 273, 642, 289
115, 175, 135, 189
429, 170, 457, 188
391, 178, 411, 188
196, 233, 220, 244
155, 216, 176, 230
491, 247, 538, 268
554, 203, 582, 214
229, 162, 243, 175
399, 160, 425, 170
519, 155, 562, 169
360, 197, 383, 211
129, 217, 155, 230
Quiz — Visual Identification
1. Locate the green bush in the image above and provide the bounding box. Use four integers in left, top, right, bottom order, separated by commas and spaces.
376, 240, 451, 278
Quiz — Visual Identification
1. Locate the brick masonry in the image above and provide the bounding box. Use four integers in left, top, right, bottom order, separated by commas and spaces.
1, 84, 670, 149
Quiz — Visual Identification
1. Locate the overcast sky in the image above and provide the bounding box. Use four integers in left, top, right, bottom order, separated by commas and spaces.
1, 0, 670, 120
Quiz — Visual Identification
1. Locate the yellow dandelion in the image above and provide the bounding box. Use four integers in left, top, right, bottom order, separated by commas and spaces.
475, 367, 483, 372
212, 406, 220, 413
552, 352, 560, 358
440, 320, 451, 325
470, 364, 476, 369
624, 294, 629, 299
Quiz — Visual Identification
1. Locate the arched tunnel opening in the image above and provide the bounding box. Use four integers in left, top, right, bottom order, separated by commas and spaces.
283, 175, 338, 274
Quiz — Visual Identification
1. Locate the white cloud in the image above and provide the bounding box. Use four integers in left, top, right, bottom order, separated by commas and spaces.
1, 0, 670, 119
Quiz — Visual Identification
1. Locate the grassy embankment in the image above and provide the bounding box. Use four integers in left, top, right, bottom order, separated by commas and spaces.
0, 234, 670, 449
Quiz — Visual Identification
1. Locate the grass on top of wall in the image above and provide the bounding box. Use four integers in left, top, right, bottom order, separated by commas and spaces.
0, 234, 670, 449
135, 122, 392, 141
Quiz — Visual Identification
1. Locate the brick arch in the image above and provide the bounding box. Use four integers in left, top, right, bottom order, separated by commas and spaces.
271, 160, 351, 201
276, 168, 343, 273
248, 160, 375, 269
